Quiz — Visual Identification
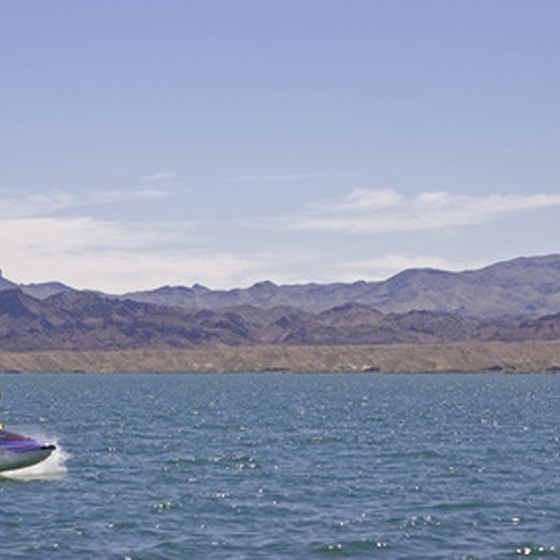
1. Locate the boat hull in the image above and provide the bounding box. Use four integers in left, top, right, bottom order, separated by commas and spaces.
0, 430, 56, 472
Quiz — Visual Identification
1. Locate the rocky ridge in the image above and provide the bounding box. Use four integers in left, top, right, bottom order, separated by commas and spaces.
2, 289, 560, 352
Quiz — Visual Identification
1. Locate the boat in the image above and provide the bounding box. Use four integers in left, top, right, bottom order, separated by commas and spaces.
0, 429, 56, 472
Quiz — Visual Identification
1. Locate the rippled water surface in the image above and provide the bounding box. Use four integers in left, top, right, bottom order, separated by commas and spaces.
1, 373, 560, 558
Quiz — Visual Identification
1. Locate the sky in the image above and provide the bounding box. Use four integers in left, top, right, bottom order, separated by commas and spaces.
1, 0, 560, 293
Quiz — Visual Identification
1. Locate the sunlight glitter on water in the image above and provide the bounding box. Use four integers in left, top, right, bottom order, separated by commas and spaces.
1, 373, 560, 559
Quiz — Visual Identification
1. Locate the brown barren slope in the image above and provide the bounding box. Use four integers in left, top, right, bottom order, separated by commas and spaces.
1, 341, 560, 373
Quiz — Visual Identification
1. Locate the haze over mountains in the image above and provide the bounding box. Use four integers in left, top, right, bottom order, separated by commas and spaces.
5, 253, 560, 318
120, 254, 560, 317
1, 254, 560, 353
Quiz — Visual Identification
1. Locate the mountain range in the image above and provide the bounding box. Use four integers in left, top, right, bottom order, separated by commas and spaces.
5, 253, 560, 318
0, 255, 560, 352
1, 274, 560, 352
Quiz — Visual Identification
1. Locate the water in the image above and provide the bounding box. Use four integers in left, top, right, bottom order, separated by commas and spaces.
1, 373, 560, 559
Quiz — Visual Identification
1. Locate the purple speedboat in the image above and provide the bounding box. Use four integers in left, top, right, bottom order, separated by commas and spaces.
0, 429, 56, 472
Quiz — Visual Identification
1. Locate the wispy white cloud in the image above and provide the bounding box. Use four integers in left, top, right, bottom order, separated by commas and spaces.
0, 172, 177, 219
86, 170, 179, 205
138, 170, 183, 192
0, 216, 165, 255
0, 171, 262, 292
3, 182, 557, 292
283, 188, 560, 234
0, 190, 76, 218
88, 188, 168, 205
0, 217, 261, 292
334, 188, 403, 211
143, 171, 179, 183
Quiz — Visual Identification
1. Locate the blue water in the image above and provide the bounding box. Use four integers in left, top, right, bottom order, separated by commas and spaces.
1, 373, 560, 559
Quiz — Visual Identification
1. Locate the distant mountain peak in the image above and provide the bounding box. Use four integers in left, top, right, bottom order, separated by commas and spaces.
0, 271, 17, 291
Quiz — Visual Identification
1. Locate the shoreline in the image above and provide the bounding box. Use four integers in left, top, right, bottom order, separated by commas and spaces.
1, 341, 560, 373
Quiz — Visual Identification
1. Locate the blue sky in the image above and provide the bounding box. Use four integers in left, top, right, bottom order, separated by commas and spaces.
1, 1, 559, 292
